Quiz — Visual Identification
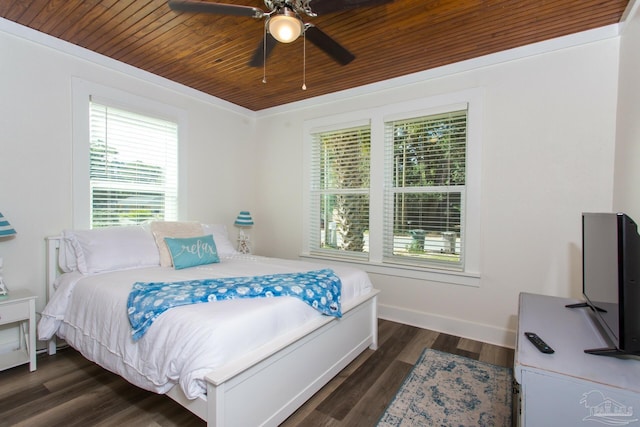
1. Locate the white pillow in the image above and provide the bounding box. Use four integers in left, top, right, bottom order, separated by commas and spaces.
63, 225, 160, 274
58, 237, 78, 273
202, 223, 239, 256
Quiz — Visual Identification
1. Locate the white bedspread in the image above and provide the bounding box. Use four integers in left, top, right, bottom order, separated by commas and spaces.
38, 255, 373, 399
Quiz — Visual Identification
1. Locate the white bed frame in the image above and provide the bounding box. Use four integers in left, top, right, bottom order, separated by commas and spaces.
45, 236, 379, 426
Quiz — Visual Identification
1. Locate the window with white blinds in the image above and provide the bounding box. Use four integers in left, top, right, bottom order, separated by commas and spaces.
309, 125, 370, 259
89, 101, 178, 228
383, 109, 467, 270
304, 90, 480, 280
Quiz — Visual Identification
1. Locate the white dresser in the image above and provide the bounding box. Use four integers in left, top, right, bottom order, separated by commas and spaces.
514, 292, 640, 426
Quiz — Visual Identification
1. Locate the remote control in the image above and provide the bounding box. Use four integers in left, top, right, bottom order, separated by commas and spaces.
524, 332, 554, 354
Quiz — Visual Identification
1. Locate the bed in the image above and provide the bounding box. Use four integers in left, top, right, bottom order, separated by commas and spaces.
39, 222, 379, 426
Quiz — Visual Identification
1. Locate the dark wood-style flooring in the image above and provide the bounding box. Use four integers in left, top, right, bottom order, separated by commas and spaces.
0, 320, 514, 426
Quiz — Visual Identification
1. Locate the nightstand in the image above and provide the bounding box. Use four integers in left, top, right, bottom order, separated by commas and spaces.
0, 289, 36, 372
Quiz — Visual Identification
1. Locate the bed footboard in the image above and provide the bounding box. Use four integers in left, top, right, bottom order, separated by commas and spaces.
167, 290, 379, 426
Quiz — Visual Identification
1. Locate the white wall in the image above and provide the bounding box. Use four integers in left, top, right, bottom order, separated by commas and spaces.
0, 20, 257, 349
253, 33, 621, 347
614, 2, 640, 216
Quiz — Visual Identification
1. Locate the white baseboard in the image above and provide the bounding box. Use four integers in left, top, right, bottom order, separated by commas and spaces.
378, 303, 516, 349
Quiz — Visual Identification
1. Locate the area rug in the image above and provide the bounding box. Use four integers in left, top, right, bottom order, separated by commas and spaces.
377, 348, 513, 426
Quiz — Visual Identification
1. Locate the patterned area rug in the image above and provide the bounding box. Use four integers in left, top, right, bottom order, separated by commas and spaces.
378, 348, 513, 426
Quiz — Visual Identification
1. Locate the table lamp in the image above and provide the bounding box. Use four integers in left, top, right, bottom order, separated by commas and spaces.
234, 211, 254, 254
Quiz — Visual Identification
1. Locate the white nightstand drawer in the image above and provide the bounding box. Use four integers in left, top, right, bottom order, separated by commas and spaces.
0, 300, 29, 325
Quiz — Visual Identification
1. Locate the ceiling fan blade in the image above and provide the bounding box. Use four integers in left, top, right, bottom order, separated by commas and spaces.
249, 34, 278, 67
310, 0, 393, 15
168, 0, 264, 18
304, 25, 354, 65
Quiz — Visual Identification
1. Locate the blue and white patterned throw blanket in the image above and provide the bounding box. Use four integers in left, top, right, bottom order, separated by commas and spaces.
127, 268, 342, 341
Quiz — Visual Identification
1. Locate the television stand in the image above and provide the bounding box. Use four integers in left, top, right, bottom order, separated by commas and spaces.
564, 302, 631, 356
565, 302, 588, 308
583, 347, 632, 356
565, 301, 607, 312
514, 292, 640, 426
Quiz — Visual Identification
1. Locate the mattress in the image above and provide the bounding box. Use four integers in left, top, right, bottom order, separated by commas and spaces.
38, 254, 373, 399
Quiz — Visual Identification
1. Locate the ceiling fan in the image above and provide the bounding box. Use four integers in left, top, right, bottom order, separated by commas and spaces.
168, 0, 393, 67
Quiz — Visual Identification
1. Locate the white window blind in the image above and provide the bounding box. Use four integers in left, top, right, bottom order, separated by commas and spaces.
383, 109, 467, 269
310, 125, 371, 259
89, 101, 178, 228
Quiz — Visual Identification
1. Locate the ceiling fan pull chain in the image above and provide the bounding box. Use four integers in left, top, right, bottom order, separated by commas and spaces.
302, 28, 307, 90
262, 21, 268, 84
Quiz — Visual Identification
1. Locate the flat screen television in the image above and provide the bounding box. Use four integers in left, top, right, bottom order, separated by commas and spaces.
567, 212, 640, 356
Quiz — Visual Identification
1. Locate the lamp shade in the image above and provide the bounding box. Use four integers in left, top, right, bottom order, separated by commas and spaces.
268, 10, 303, 43
234, 211, 254, 227
0, 212, 16, 237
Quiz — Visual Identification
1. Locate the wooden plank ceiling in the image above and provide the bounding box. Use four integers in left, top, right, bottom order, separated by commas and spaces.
0, 0, 629, 111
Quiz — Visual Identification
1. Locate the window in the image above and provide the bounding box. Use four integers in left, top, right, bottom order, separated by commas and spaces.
72, 79, 185, 229
309, 124, 371, 259
304, 90, 481, 281
384, 110, 467, 270
89, 101, 178, 228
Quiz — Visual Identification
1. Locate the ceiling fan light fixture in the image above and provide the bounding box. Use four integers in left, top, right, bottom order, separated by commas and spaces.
268, 9, 303, 43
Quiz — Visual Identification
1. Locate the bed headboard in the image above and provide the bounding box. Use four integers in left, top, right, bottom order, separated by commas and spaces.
45, 236, 63, 302
45, 235, 63, 355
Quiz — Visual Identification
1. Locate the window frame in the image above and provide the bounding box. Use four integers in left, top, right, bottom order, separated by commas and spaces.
308, 119, 372, 261
382, 105, 469, 271
302, 89, 482, 286
72, 78, 187, 229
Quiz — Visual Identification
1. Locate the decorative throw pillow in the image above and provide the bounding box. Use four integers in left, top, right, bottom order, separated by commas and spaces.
150, 221, 203, 267
164, 235, 220, 270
